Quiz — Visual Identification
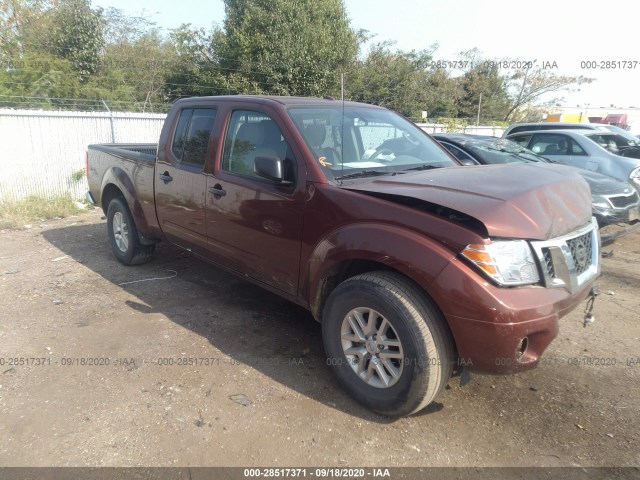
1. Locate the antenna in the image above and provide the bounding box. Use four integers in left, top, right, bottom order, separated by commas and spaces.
340, 73, 345, 184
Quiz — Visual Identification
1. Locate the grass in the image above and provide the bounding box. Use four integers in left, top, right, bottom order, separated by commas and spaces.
0, 195, 86, 230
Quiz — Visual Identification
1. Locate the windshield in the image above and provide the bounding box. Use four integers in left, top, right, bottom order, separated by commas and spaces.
467, 139, 549, 164
287, 106, 456, 180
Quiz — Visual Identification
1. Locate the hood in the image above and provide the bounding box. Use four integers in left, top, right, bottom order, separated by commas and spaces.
575, 169, 636, 195
343, 164, 592, 240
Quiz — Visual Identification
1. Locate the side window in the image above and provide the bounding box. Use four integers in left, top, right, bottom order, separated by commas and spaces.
569, 138, 587, 155
171, 109, 192, 160
222, 110, 296, 182
529, 133, 570, 155
170, 108, 217, 168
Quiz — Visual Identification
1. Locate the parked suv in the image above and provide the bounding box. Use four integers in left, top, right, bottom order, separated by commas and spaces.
502, 122, 602, 137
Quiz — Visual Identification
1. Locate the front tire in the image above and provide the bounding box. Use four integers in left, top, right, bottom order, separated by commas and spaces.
322, 271, 454, 417
106, 197, 154, 265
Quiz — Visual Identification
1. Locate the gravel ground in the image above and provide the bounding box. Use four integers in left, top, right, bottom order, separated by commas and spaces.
0, 209, 638, 468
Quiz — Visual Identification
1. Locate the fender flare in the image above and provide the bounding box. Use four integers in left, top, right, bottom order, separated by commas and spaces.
100, 166, 153, 239
304, 222, 457, 320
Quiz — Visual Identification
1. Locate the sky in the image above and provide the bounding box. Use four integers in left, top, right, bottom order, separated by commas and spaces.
92, 0, 640, 109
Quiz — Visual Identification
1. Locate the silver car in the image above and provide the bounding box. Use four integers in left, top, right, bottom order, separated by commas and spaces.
502, 122, 602, 137
506, 129, 640, 195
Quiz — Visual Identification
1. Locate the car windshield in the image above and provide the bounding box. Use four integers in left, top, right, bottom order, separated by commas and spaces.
584, 133, 636, 154
287, 106, 456, 181
467, 139, 549, 164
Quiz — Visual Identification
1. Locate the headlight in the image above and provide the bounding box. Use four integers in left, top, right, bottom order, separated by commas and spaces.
631, 167, 640, 183
461, 240, 540, 286
591, 195, 611, 210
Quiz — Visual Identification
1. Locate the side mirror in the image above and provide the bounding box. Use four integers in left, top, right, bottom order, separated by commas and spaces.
460, 159, 476, 166
254, 155, 292, 185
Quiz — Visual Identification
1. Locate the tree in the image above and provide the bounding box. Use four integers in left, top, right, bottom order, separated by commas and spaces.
97, 9, 176, 111
45, 0, 104, 78
214, 0, 359, 97
455, 49, 510, 122
0, 0, 105, 108
0, 0, 50, 57
163, 24, 229, 99
349, 42, 439, 119
503, 66, 593, 121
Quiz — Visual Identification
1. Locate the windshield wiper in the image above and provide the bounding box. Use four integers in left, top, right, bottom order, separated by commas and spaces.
334, 170, 396, 180
402, 164, 441, 172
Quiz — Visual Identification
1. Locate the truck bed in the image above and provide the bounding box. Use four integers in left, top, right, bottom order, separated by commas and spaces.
87, 143, 159, 238
89, 143, 157, 163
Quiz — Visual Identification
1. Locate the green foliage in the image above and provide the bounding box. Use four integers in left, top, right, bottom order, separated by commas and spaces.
0, 0, 591, 120
69, 169, 85, 183
215, 0, 359, 97
0, 194, 83, 230
46, 0, 104, 78
455, 49, 510, 122
435, 117, 468, 133
349, 42, 439, 119
502, 66, 593, 121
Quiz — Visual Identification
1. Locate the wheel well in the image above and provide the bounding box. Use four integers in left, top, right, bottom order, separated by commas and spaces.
101, 184, 125, 214
313, 259, 394, 322
313, 259, 459, 362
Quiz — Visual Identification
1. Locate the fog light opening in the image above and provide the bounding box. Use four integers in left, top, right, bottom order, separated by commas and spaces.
516, 337, 529, 360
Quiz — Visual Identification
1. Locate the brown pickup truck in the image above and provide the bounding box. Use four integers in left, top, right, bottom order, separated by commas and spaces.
87, 95, 600, 416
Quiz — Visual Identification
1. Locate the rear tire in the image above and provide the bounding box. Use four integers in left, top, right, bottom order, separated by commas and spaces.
322, 271, 454, 417
106, 197, 154, 265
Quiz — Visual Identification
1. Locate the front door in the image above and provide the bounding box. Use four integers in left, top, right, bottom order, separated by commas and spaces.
205, 109, 305, 295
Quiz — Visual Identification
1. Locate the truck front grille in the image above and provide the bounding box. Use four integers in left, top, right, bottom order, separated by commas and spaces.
531, 218, 600, 293
542, 249, 555, 278
566, 231, 593, 275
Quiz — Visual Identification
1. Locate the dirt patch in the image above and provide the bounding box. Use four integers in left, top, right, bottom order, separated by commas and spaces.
0, 210, 638, 467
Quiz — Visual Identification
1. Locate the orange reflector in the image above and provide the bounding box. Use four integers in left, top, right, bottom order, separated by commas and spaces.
477, 263, 498, 276
461, 246, 492, 264
462, 244, 498, 277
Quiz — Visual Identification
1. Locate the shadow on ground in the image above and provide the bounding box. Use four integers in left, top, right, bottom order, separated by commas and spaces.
42, 221, 422, 423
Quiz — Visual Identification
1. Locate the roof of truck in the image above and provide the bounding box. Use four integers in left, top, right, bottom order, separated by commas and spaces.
173, 95, 380, 109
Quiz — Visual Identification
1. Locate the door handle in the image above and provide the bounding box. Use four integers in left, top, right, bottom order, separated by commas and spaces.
209, 184, 226, 198
159, 171, 173, 184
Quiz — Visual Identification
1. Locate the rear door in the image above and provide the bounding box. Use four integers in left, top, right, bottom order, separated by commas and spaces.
155, 107, 218, 255
205, 108, 306, 295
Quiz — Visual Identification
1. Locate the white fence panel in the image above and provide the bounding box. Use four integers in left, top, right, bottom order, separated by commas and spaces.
417, 123, 505, 137
0, 109, 166, 200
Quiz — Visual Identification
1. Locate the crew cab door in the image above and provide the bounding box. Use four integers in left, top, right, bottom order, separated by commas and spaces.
206, 108, 305, 295
155, 107, 217, 255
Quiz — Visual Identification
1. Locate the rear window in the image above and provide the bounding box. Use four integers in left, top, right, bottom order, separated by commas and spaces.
585, 133, 635, 154
171, 108, 217, 168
